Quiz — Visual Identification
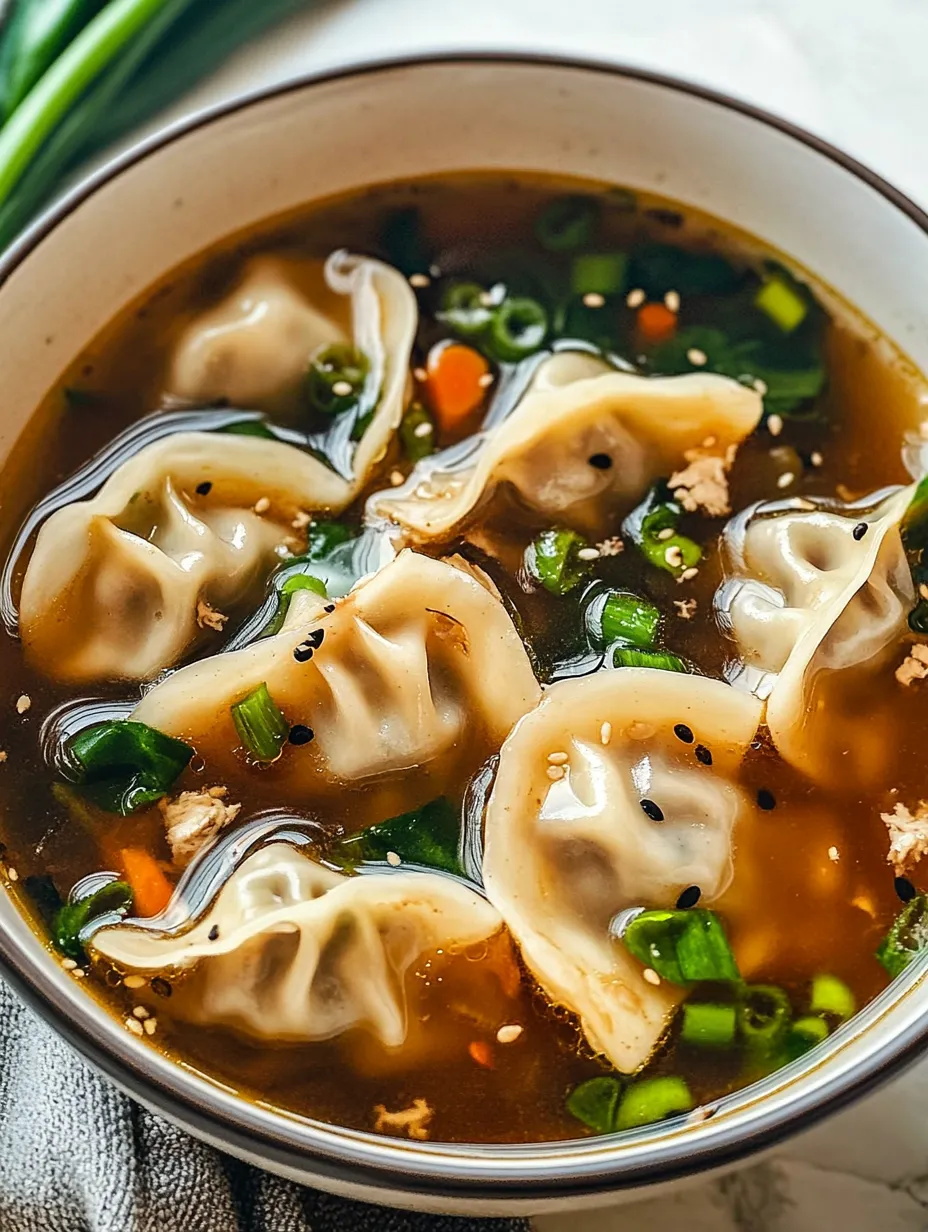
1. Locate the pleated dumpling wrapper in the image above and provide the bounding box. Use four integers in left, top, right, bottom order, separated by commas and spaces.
482, 668, 762, 1073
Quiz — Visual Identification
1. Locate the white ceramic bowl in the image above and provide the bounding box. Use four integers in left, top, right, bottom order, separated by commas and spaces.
1, 55, 927, 1217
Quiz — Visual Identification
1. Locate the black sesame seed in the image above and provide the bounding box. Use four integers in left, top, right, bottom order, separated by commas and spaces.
757, 789, 776, 811
324, 604, 336, 614
694, 744, 713, 766
293, 645, 314, 663
673, 723, 694, 744
676, 885, 701, 910
307, 628, 325, 648
195, 481, 212, 496
895, 876, 917, 903
640, 798, 664, 822
588, 453, 613, 470
208, 925, 220, 941
289, 724, 314, 746
151, 977, 173, 999
852, 522, 868, 541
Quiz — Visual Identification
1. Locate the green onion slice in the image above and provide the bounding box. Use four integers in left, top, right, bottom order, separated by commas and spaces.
437, 281, 494, 337
566, 1076, 623, 1134
755, 272, 809, 333
488, 296, 548, 362
809, 974, 856, 1022
399, 402, 436, 462
876, 893, 928, 978
306, 343, 370, 416
334, 797, 463, 876
614, 1076, 694, 1131
637, 500, 703, 577
66, 720, 193, 815
527, 528, 594, 596
591, 590, 660, 649
570, 252, 628, 297
54, 876, 133, 962
784, 1014, 830, 1059
535, 195, 600, 252
737, 984, 792, 1051
613, 648, 687, 672
230, 682, 289, 762
622, 909, 740, 986
680, 1001, 737, 1048
262, 572, 327, 638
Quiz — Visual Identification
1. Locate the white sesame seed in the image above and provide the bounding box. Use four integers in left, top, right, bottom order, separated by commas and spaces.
546, 765, 565, 781
582, 292, 606, 309
477, 372, 495, 388
386, 851, 402, 867
7, 867, 17, 882
143, 1017, 158, 1036
413, 367, 428, 383
577, 547, 600, 561
664, 545, 683, 568
547, 751, 569, 765
777, 471, 795, 489
132, 1005, 150, 1020
828, 846, 840, 863
253, 497, 270, 514
810, 451, 824, 467
291, 510, 311, 530
413, 421, 433, 439
600, 721, 612, 746
643, 968, 661, 986
702, 436, 717, 449
389, 470, 405, 487
664, 290, 681, 313
15, 695, 30, 715
125, 1018, 144, 1037
767, 413, 783, 437
331, 380, 353, 397
657, 527, 674, 541
72, 969, 86, 979
409, 273, 430, 288
479, 291, 497, 308
753, 377, 768, 396
61, 958, 77, 971
626, 288, 646, 309
686, 347, 707, 367
123, 975, 147, 990
496, 1024, 523, 1044
680, 567, 699, 582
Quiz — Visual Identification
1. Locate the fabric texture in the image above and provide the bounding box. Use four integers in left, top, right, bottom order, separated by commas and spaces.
0, 978, 529, 1232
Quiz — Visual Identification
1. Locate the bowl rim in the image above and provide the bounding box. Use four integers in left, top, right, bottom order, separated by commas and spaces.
2, 50, 928, 1203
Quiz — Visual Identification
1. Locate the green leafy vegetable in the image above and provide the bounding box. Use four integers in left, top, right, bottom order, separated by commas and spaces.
876, 893, 928, 978
622, 909, 740, 986
612, 647, 687, 672
737, 984, 792, 1052
66, 720, 193, 815
629, 243, 741, 298
614, 1076, 694, 1130
230, 682, 288, 762
53, 876, 132, 961
306, 343, 370, 416
566, 1076, 623, 1133
487, 296, 548, 362
336, 797, 463, 876
809, 974, 856, 1021
680, 1001, 737, 1048
303, 520, 354, 561
527, 528, 593, 595
570, 252, 627, 297
535, 195, 600, 252
399, 402, 436, 461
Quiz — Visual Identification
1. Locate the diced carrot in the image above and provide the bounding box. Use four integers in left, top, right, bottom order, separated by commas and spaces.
120, 847, 173, 918
425, 342, 490, 431
636, 301, 678, 343
468, 1040, 494, 1069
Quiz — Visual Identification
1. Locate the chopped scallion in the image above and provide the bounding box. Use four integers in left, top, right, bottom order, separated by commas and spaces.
66, 720, 193, 815
809, 974, 856, 1021
306, 343, 370, 416
399, 403, 436, 462
335, 797, 463, 876
535, 195, 599, 252
570, 252, 627, 297
629, 496, 703, 577
613, 647, 686, 672
487, 296, 548, 362
566, 1075, 623, 1134
230, 682, 288, 762
784, 1014, 830, 1059
622, 909, 740, 986
527, 528, 593, 596
876, 893, 928, 978
281, 573, 326, 599
755, 273, 808, 333
680, 1001, 737, 1048
437, 281, 494, 337
595, 590, 660, 649
737, 984, 792, 1052
614, 1076, 694, 1130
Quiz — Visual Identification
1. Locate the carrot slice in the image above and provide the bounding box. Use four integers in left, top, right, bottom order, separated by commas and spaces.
425, 342, 490, 430
120, 847, 173, 918
636, 301, 678, 343
468, 1040, 494, 1069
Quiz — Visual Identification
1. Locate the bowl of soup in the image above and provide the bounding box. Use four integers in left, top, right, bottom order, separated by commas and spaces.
1, 53, 928, 1216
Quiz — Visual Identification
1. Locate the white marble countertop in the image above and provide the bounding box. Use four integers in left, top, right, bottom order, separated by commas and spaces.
115, 3, 928, 1227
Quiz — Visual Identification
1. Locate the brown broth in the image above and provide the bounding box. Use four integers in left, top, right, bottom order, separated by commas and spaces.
0, 174, 925, 1144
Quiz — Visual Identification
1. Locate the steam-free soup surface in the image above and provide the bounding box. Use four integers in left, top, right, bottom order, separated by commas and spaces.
0, 175, 926, 1145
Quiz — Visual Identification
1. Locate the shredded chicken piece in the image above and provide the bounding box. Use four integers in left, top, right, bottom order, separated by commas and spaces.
668, 445, 737, 518
373, 1098, 434, 1141
196, 599, 228, 632
160, 787, 241, 866
673, 598, 697, 620
291, 509, 311, 530
595, 536, 624, 558
882, 801, 928, 875
896, 643, 928, 686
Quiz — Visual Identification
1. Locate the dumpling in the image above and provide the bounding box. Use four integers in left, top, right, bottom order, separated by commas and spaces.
368, 353, 762, 540
91, 842, 503, 1045
168, 251, 417, 490
132, 551, 542, 825
482, 668, 763, 1073
19, 432, 350, 684
715, 486, 914, 785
